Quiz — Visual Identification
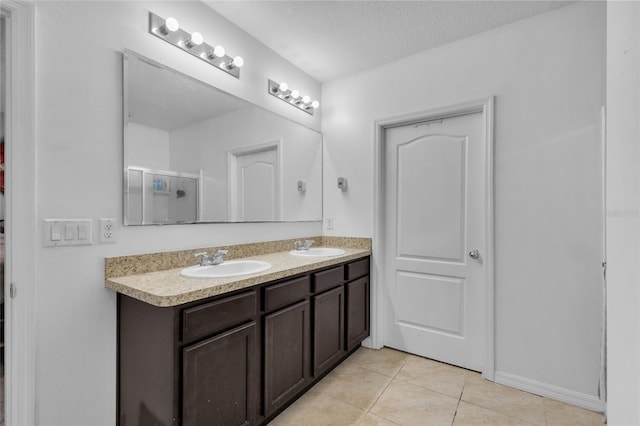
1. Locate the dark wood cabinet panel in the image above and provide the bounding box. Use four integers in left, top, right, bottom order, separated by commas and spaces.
313, 286, 345, 376
117, 256, 370, 426
346, 258, 370, 281
346, 276, 370, 351
118, 295, 179, 426
182, 291, 256, 343
182, 322, 257, 426
263, 299, 311, 416
312, 265, 344, 293
263, 276, 310, 313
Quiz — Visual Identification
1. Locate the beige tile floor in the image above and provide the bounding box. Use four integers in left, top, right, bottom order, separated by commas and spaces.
268, 347, 605, 426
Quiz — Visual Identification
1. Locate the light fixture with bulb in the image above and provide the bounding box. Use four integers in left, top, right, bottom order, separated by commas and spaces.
148, 12, 244, 79
184, 32, 203, 49
268, 79, 320, 115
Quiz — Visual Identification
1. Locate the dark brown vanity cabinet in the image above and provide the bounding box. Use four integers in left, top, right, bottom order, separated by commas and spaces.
117, 256, 369, 426
118, 290, 258, 426
182, 322, 256, 426
345, 258, 370, 351
312, 266, 346, 376
263, 276, 311, 416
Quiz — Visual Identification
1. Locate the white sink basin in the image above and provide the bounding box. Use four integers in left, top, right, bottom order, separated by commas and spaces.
181, 260, 272, 278
289, 247, 346, 257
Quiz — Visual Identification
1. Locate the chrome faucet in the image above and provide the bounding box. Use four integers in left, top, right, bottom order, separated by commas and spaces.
194, 249, 229, 266
294, 240, 315, 251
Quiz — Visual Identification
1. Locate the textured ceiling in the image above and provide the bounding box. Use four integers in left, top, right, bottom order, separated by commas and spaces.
205, 0, 576, 82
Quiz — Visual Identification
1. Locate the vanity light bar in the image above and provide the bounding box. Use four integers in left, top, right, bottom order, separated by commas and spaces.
268, 79, 319, 116
148, 12, 244, 79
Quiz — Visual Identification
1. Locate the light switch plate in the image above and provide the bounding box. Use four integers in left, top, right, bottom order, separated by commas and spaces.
43, 219, 93, 247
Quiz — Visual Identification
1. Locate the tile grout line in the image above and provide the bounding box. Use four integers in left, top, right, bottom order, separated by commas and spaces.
361, 356, 410, 424
450, 371, 470, 425
311, 357, 406, 424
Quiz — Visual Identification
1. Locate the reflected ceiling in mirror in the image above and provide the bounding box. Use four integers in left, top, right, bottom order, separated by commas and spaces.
123, 50, 323, 225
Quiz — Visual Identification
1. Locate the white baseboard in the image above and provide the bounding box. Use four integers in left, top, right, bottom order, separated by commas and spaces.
494, 371, 605, 413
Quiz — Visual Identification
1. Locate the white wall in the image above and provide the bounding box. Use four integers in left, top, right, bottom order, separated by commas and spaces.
126, 123, 170, 170
606, 2, 640, 424
170, 107, 322, 221
34, 1, 321, 424
322, 1, 605, 406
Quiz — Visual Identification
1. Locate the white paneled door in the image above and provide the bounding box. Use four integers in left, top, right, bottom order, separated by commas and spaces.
236, 146, 279, 221
384, 112, 486, 371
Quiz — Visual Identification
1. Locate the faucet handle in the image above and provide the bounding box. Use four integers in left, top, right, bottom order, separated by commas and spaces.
194, 251, 209, 266
214, 249, 229, 256
305, 239, 315, 248
210, 249, 228, 265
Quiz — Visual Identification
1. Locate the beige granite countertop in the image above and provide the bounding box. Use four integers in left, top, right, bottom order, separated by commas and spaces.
106, 248, 371, 307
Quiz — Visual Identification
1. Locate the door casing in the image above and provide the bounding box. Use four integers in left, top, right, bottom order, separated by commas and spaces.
372, 97, 495, 380
1, 1, 36, 424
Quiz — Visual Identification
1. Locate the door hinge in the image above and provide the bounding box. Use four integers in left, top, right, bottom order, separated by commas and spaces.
10, 282, 16, 299
602, 261, 607, 280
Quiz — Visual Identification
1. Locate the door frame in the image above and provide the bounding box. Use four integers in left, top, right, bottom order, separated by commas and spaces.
2, 0, 36, 424
227, 139, 283, 221
372, 97, 495, 380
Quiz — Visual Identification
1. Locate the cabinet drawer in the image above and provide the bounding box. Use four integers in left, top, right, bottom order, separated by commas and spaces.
182, 291, 256, 343
264, 276, 310, 312
313, 265, 344, 293
346, 258, 370, 281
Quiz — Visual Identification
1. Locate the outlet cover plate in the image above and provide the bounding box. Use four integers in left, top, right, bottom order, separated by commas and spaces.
99, 218, 118, 243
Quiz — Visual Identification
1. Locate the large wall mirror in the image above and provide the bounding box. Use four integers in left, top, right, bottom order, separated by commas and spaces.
123, 50, 323, 225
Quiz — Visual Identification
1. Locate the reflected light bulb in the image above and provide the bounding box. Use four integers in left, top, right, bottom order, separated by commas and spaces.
311, 100, 320, 109
278, 82, 289, 93
302, 95, 311, 104
290, 90, 300, 99
161, 17, 179, 34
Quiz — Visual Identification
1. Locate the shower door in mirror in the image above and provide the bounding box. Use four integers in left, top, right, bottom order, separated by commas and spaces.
126, 167, 201, 225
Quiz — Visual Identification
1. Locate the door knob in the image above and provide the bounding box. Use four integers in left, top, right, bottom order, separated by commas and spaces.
468, 250, 480, 259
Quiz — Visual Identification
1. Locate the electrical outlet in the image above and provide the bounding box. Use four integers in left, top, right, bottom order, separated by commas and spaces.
99, 218, 118, 243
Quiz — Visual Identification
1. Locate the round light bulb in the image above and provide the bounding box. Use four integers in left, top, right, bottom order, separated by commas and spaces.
278, 82, 289, 92
232, 56, 244, 68
164, 17, 179, 33
311, 100, 320, 109
189, 32, 203, 46
302, 95, 311, 104
213, 45, 225, 58
290, 90, 300, 99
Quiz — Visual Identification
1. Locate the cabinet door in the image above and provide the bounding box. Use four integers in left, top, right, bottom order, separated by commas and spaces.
264, 300, 311, 416
313, 286, 345, 376
346, 276, 370, 351
182, 322, 256, 426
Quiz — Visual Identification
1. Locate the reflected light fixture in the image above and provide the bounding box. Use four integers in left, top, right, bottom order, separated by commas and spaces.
148, 12, 244, 79
268, 79, 320, 115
